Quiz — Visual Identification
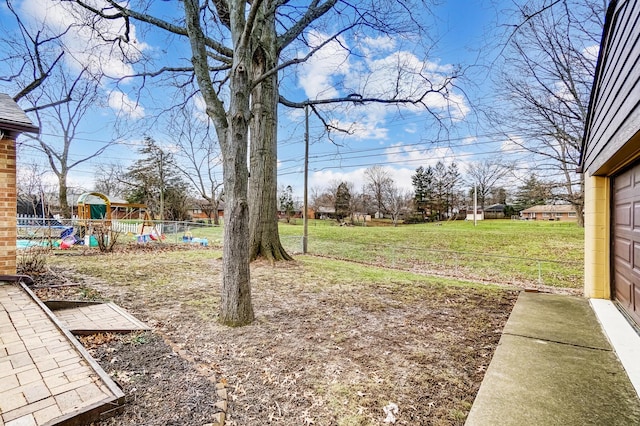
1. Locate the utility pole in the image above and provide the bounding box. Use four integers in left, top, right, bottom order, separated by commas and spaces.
301, 94, 362, 254
303, 103, 309, 254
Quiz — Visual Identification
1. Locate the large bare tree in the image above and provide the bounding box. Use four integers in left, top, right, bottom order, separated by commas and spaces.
66, 0, 461, 325
465, 159, 513, 210
490, 0, 606, 226
364, 165, 394, 216
24, 72, 113, 218
167, 101, 224, 225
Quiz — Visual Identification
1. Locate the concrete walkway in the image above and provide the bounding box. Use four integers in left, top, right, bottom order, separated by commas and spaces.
466, 292, 640, 425
0, 282, 124, 425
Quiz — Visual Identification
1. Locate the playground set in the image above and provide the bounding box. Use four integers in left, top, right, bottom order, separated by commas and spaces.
18, 192, 209, 249
74, 192, 162, 247
18, 192, 155, 249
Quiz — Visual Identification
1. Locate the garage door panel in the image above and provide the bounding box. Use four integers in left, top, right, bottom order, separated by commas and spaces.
615, 237, 632, 263
615, 202, 632, 228
616, 170, 633, 193
614, 271, 632, 305
635, 202, 640, 229
613, 165, 640, 327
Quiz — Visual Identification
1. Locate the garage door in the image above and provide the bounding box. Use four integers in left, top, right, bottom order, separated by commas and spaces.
613, 164, 640, 327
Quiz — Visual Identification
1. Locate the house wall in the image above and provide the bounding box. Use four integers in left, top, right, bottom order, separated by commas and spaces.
581, 1, 640, 176
584, 175, 610, 299
581, 0, 640, 301
0, 136, 17, 274
521, 212, 576, 221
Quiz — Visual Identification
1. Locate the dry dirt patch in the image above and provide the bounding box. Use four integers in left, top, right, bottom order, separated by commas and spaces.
37, 246, 517, 425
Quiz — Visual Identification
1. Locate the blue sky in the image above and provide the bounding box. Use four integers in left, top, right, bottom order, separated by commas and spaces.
1, 0, 595, 202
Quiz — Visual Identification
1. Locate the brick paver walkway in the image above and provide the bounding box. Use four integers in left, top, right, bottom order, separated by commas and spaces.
0, 283, 123, 425
52, 302, 149, 335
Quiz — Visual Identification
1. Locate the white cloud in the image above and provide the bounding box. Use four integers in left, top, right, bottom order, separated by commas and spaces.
310, 168, 367, 190
500, 136, 524, 153
297, 31, 350, 100
107, 90, 145, 119
384, 143, 455, 166
192, 95, 210, 123
404, 123, 417, 134
360, 35, 397, 56
583, 44, 599, 62
20, 0, 149, 80
296, 32, 469, 142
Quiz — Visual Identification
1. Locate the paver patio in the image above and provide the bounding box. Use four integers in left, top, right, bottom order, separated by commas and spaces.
0, 282, 124, 426
50, 302, 149, 335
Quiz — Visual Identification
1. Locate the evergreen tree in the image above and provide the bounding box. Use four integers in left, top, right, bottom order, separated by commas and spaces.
412, 166, 434, 216
334, 182, 352, 222
279, 185, 295, 223
123, 137, 191, 220
514, 176, 552, 211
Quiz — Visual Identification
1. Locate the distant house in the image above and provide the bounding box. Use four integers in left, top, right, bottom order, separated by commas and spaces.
188, 201, 224, 221
580, 0, 640, 327
315, 206, 336, 220
484, 204, 506, 219
520, 205, 577, 221
278, 209, 303, 220
466, 209, 484, 221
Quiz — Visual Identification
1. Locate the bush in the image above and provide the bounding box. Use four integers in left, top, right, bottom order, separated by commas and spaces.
17, 246, 48, 275
403, 215, 427, 224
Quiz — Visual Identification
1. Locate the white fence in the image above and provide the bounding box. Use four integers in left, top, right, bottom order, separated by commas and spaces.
16, 215, 220, 245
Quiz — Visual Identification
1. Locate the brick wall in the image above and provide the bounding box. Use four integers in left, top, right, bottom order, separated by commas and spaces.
0, 136, 16, 274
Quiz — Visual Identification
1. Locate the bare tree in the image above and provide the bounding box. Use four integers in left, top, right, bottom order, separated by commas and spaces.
364, 165, 394, 217
67, 0, 461, 325
465, 159, 513, 210
491, 0, 606, 226
17, 163, 48, 217
386, 185, 412, 227
23, 71, 113, 218
0, 1, 69, 108
167, 101, 224, 225
93, 163, 127, 198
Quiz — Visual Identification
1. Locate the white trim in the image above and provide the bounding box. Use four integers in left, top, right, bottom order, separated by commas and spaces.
590, 298, 640, 398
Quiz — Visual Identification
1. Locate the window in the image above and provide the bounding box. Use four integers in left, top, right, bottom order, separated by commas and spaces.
568, 212, 576, 218
555, 212, 562, 217
542, 212, 550, 217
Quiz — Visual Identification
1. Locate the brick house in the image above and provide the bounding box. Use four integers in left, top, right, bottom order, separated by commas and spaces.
520, 204, 578, 221
0, 93, 39, 275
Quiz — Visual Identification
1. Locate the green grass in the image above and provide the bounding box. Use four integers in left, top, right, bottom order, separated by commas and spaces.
278, 219, 584, 288
101, 218, 583, 289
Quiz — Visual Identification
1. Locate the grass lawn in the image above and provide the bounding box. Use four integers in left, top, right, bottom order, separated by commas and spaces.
277, 219, 584, 289
29, 218, 583, 424
40, 246, 517, 425
160, 218, 583, 289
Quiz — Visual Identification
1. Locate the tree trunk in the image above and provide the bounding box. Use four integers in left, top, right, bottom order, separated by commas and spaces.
58, 174, 71, 218
217, 2, 254, 326
248, 5, 292, 262
183, 0, 255, 326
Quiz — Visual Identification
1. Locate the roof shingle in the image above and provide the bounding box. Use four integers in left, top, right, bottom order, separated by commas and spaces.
0, 93, 39, 134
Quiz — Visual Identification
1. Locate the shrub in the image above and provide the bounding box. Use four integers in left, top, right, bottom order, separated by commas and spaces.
17, 246, 48, 275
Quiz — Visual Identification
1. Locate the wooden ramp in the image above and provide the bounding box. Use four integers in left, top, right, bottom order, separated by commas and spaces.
0, 282, 125, 426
